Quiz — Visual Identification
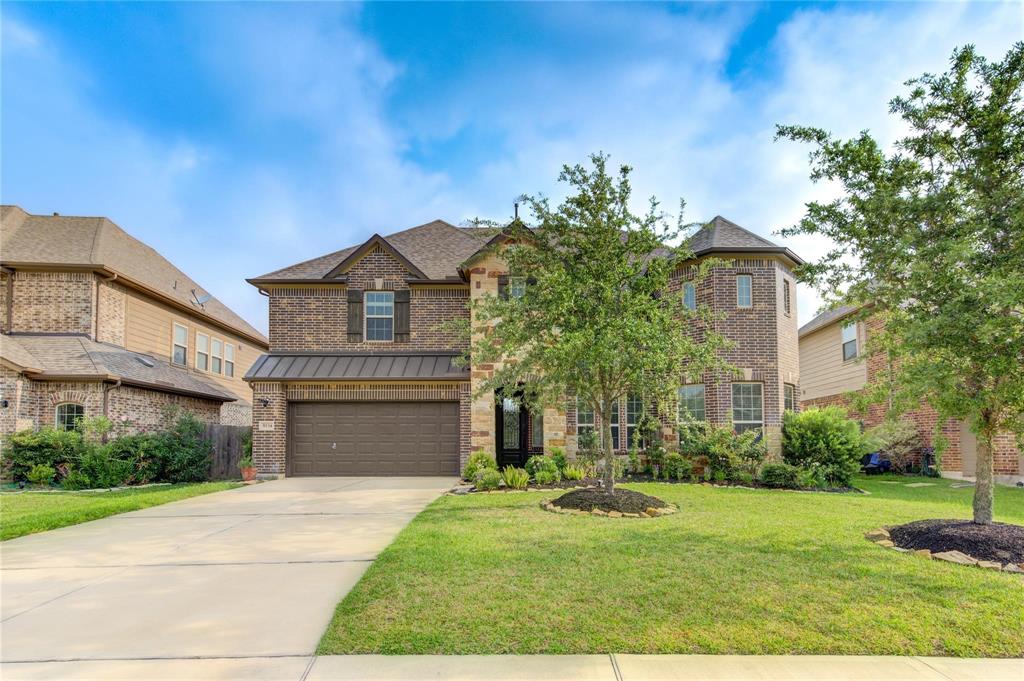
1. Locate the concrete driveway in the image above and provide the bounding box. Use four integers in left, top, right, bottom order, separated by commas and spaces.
1, 477, 453, 667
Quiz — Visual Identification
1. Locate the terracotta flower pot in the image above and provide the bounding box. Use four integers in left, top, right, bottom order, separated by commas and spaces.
240, 466, 257, 482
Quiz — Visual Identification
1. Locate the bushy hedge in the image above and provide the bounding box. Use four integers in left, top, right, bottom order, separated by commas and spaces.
462, 450, 496, 482
782, 407, 866, 487
678, 422, 766, 481
3, 409, 214, 490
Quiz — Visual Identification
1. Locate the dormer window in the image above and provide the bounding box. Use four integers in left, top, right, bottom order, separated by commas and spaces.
365, 291, 394, 341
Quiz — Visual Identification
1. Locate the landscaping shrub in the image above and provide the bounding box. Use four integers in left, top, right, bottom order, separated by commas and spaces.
26, 463, 56, 486
627, 447, 642, 475
527, 455, 561, 483
548, 447, 568, 473
663, 452, 693, 481
78, 448, 133, 489
562, 464, 585, 481
864, 419, 922, 472
501, 466, 529, 489
677, 422, 712, 459
796, 464, 826, 489
463, 450, 497, 481
474, 467, 502, 491
103, 433, 165, 484
60, 466, 91, 490
645, 441, 667, 476
678, 422, 765, 482
153, 409, 214, 483
782, 407, 866, 487
735, 430, 767, 476
760, 462, 800, 488
3, 427, 84, 482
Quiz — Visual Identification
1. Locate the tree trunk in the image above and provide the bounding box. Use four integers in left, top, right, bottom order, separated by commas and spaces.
600, 399, 616, 493
972, 413, 995, 525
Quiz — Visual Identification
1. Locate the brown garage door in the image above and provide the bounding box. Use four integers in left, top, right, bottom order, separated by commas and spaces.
288, 401, 459, 476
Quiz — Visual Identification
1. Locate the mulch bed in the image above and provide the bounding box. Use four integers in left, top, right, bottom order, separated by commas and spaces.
551, 487, 668, 514
889, 519, 1024, 564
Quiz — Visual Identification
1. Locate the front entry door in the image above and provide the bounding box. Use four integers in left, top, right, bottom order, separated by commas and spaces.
495, 392, 529, 468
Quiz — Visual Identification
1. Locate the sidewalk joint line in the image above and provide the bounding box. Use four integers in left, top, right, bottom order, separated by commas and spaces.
914, 656, 957, 681
300, 654, 318, 681
610, 653, 623, 681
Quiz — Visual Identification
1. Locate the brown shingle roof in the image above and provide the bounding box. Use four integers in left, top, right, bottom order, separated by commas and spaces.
688, 216, 804, 265
1, 334, 236, 401
798, 305, 860, 337
1, 206, 267, 345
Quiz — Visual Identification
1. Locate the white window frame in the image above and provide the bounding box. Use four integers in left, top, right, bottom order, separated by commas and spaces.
682, 281, 696, 311
224, 343, 235, 377
172, 323, 188, 367
211, 338, 223, 374
364, 291, 395, 342
842, 322, 858, 361
783, 280, 791, 316
195, 333, 209, 372
678, 385, 706, 423
55, 403, 85, 431
736, 274, 753, 308
784, 383, 797, 412
731, 382, 763, 433
576, 397, 595, 437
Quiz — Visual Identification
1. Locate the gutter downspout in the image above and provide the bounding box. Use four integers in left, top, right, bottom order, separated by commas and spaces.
102, 378, 122, 442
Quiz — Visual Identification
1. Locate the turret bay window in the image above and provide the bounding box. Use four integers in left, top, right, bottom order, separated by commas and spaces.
678, 385, 706, 423
731, 382, 763, 433
842, 322, 858, 361
365, 291, 395, 341
683, 282, 696, 310
736, 274, 753, 308
172, 323, 188, 366
55, 403, 84, 431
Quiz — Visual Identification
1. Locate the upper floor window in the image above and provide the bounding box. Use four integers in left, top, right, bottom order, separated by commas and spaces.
842, 322, 858, 361
172, 323, 188, 366
783, 280, 791, 316
225, 343, 235, 377
678, 385, 706, 422
365, 291, 394, 342
736, 274, 753, 308
682, 282, 697, 311
731, 382, 763, 433
211, 339, 223, 373
626, 394, 643, 448
576, 397, 595, 437
784, 383, 797, 412
510, 276, 527, 299
55, 403, 84, 431
196, 333, 209, 371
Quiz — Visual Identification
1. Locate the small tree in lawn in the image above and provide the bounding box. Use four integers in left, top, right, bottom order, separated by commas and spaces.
470, 154, 730, 494
777, 43, 1024, 524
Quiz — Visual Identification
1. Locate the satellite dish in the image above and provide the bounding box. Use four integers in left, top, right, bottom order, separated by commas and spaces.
191, 289, 212, 306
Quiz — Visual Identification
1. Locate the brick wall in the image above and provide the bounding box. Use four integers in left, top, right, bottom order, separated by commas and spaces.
267, 247, 469, 353
96, 279, 127, 346
251, 381, 287, 475
9, 271, 95, 335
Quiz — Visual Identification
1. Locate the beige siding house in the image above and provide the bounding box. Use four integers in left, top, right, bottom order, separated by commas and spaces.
0, 206, 269, 436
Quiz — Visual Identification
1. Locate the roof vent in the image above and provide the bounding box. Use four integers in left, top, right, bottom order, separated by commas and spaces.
136, 356, 156, 368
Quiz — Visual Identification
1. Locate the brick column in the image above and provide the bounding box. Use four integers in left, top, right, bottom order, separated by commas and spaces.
251, 382, 286, 476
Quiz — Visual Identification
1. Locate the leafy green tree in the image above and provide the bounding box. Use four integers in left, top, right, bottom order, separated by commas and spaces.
470, 154, 730, 493
777, 43, 1024, 524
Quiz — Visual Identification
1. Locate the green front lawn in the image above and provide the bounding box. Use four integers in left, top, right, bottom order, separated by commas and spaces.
319, 475, 1024, 657
0, 482, 240, 540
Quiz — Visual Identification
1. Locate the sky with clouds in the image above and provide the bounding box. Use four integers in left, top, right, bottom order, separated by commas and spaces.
2, 2, 1021, 334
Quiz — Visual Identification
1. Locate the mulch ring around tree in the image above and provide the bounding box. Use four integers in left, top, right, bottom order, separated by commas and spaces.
889, 519, 1024, 564
542, 487, 677, 518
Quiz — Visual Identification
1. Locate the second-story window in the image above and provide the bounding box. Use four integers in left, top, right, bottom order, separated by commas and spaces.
196, 333, 209, 371
172, 323, 188, 366
365, 291, 394, 342
842, 322, 858, 361
783, 280, 792, 316
736, 274, 753, 308
683, 282, 696, 311
211, 338, 223, 374
225, 343, 235, 377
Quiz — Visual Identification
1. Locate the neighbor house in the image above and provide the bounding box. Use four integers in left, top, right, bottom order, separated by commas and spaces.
799, 306, 1023, 483
0, 206, 269, 436
245, 216, 803, 477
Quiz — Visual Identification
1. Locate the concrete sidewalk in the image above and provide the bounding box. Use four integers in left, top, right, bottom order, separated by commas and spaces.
1, 655, 1020, 680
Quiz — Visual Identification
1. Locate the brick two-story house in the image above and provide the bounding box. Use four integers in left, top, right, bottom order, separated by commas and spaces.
246, 216, 803, 477
0, 206, 269, 436
799, 306, 1023, 484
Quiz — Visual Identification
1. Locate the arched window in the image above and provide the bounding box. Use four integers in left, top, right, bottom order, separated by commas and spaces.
55, 403, 85, 431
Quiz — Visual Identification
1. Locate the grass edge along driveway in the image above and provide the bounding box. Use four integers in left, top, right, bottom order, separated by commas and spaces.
0, 482, 241, 540
319, 476, 1024, 657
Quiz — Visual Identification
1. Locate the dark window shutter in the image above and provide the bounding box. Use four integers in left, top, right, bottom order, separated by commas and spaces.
497, 274, 509, 299
394, 289, 411, 342
347, 288, 363, 343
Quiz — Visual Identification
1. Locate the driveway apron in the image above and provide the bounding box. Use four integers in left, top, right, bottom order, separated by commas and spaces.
0, 477, 453, 663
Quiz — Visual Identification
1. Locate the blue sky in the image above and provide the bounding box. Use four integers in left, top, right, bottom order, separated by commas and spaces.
3, 2, 1021, 334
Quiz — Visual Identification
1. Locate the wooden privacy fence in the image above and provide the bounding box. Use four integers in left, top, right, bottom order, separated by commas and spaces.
204, 424, 250, 480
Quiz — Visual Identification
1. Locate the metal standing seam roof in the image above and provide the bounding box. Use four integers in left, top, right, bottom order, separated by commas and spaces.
244, 353, 469, 382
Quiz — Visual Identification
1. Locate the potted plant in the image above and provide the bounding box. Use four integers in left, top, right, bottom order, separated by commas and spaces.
238, 453, 257, 482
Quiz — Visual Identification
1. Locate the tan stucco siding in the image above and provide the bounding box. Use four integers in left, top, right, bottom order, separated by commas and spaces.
798, 322, 867, 401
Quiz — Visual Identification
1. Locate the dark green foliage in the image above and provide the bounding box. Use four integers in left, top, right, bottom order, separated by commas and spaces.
527, 455, 560, 482
463, 450, 497, 482
103, 433, 165, 484
760, 462, 800, 489
60, 466, 91, 491
548, 447, 568, 472
4, 428, 84, 482
153, 410, 213, 483
782, 408, 866, 487
78, 448, 133, 489
26, 463, 56, 486
663, 452, 693, 481
474, 467, 502, 491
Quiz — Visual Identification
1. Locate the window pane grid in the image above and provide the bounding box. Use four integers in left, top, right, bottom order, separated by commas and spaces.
736, 275, 752, 308
576, 398, 595, 436
731, 383, 763, 431
678, 385, 705, 422
683, 282, 696, 310
365, 291, 394, 341
56, 404, 84, 431
626, 394, 642, 447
